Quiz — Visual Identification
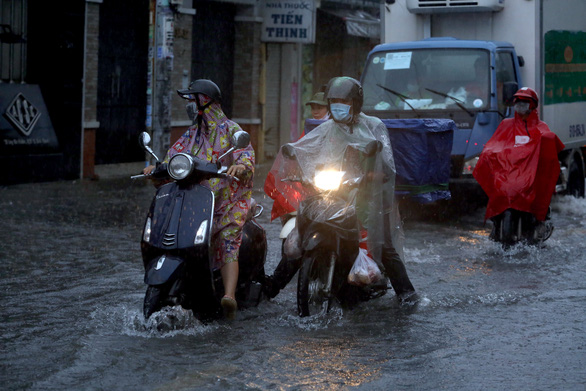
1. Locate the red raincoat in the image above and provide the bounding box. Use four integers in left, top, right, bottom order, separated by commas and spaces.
473, 109, 564, 221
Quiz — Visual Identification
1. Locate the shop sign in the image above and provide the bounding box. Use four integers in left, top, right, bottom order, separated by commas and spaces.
261, 0, 315, 44
4, 93, 41, 137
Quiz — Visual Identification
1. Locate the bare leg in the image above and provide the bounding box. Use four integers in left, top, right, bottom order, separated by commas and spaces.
221, 261, 239, 299
220, 261, 239, 320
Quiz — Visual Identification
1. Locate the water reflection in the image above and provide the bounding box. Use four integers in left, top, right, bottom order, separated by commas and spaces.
452, 258, 492, 275
273, 336, 383, 389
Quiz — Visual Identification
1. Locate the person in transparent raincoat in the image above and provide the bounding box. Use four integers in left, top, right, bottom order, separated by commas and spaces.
264, 76, 417, 304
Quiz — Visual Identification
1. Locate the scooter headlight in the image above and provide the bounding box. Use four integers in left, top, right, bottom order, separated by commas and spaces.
314, 170, 345, 191
168, 153, 194, 180
143, 217, 152, 242
194, 220, 208, 245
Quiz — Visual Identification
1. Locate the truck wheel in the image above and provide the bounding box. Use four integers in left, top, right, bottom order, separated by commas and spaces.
567, 160, 585, 198
297, 253, 334, 317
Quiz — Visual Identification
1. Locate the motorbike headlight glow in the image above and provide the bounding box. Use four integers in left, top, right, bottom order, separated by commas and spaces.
143, 217, 152, 242
461, 157, 479, 176
314, 170, 345, 191
194, 220, 208, 245
168, 153, 194, 180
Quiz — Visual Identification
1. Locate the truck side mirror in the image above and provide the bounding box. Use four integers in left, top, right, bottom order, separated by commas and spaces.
502, 82, 519, 106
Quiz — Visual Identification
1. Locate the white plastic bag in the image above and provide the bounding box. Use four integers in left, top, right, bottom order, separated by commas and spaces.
347, 248, 383, 286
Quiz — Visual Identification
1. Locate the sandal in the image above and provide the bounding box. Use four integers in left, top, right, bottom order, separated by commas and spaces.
221, 295, 238, 320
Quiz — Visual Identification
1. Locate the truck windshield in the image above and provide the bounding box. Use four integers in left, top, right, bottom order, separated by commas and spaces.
362, 49, 490, 112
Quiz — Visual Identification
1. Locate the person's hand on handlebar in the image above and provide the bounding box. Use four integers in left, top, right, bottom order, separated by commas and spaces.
227, 164, 247, 178
143, 165, 155, 175
141, 164, 170, 188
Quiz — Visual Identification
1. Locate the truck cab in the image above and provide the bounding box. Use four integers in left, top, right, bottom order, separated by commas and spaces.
361, 37, 523, 182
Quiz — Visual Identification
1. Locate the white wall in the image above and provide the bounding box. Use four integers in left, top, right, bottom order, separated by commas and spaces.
383, 0, 423, 42
491, 0, 538, 90
383, 0, 539, 88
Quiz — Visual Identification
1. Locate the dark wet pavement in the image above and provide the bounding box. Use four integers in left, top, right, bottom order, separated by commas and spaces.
1, 162, 585, 390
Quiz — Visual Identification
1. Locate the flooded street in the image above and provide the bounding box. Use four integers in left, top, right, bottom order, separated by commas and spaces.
1, 163, 585, 390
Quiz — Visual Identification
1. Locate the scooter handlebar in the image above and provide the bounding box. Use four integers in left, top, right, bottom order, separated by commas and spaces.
130, 163, 168, 180
131, 163, 240, 182
218, 172, 240, 182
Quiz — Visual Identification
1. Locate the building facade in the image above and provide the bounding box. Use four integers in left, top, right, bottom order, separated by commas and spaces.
0, 0, 381, 184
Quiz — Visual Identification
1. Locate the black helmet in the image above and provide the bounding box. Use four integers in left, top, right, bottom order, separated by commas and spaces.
177, 79, 222, 103
325, 76, 363, 118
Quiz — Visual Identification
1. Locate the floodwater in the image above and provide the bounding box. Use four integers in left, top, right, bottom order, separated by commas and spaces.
1, 164, 585, 390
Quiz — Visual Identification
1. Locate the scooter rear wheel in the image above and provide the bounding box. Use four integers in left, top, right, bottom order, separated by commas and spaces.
499, 209, 517, 247
297, 253, 334, 317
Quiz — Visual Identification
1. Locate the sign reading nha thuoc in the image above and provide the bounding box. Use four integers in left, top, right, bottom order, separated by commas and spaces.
261, 0, 315, 44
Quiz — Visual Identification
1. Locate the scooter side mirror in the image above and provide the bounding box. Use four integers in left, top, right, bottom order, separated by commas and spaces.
138, 132, 161, 162
281, 144, 296, 159
233, 130, 251, 149
364, 140, 383, 157
217, 131, 251, 162
139, 132, 151, 149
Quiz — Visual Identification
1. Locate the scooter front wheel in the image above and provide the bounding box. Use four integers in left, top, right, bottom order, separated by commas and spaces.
297, 252, 335, 317
143, 285, 165, 319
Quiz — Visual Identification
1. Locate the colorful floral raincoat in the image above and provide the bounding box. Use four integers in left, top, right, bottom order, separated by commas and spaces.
164, 102, 255, 270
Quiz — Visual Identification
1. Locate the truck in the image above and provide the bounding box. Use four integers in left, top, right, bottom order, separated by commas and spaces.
360, 0, 586, 197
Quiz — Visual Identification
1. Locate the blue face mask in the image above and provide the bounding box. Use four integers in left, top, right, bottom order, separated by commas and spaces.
330, 103, 352, 123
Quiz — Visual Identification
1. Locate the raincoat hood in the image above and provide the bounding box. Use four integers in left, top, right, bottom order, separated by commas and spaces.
165, 101, 229, 162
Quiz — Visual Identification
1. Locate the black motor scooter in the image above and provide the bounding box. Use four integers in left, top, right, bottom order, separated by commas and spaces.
133, 131, 267, 321
282, 142, 389, 317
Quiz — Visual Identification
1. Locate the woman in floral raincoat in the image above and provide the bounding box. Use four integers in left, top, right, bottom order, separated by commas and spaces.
144, 79, 255, 319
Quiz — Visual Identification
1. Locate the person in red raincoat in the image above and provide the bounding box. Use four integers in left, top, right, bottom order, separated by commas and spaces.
473, 87, 564, 236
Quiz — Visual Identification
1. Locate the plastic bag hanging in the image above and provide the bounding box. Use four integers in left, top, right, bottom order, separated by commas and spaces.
348, 248, 383, 286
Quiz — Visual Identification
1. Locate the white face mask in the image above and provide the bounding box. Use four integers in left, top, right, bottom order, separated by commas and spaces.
330, 103, 352, 123
514, 101, 532, 115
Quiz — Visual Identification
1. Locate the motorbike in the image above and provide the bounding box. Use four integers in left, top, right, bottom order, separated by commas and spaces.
282, 142, 390, 317
489, 208, 553, 248
132, 131, 267, 322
